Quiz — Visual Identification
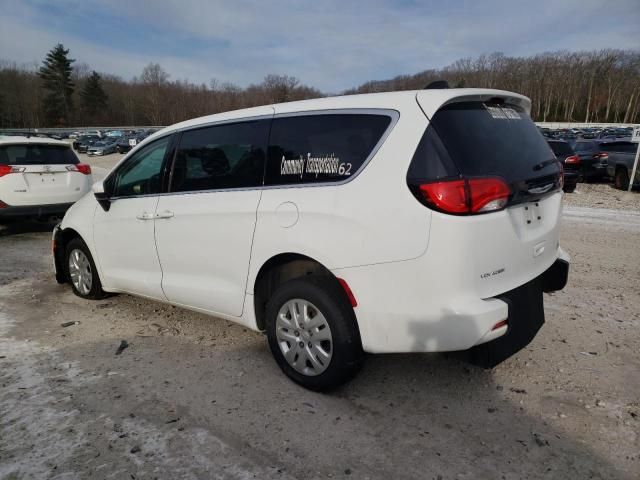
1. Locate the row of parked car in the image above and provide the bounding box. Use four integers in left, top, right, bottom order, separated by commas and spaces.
72, 130, 156, 156
540, 126, 634, 141
547, 136, 638, 191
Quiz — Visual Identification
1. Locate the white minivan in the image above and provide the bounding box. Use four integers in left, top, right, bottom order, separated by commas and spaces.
53, 88, 569, 391
0, 136, 92, 223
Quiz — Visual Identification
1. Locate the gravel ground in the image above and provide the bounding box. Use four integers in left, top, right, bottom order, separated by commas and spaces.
0, 155, 638, 479
563, 183, 640, 211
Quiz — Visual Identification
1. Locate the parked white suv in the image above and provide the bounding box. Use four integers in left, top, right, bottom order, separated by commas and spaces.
53, 88, 569, 390
0, 136, 92, 223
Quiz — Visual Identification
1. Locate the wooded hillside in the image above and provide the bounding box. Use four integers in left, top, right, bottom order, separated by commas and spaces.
1, 48, 638, 128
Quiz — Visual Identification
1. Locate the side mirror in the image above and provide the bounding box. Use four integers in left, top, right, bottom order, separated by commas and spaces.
92, 180, 111, 211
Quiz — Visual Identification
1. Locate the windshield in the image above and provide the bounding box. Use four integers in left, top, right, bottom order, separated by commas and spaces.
0, 144, 79, 165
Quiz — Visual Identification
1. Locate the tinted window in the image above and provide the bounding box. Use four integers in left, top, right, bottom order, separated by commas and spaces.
600, 142, 637, 154
0, 144, 79, 165
265, 114, 392, 185
425, 102, 557, 182
548, 141, 574, 156
170, 120, 269, 192
111, 136, 169, 197
574, 141, 597, 152
406, 126, 458, 182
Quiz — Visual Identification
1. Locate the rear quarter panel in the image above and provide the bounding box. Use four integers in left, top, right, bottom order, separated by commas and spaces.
247, 99, 431, 292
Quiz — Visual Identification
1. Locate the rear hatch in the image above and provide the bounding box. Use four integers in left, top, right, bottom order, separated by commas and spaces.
413, 90, 563, 297
0, 143, 91, 206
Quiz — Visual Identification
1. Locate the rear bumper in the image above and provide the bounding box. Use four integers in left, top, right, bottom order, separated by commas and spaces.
333, 247, 570, 360
468, 254, 569, 367
0, 202, 74, 221
584, 163, 608, 178
563, 171, 579, 187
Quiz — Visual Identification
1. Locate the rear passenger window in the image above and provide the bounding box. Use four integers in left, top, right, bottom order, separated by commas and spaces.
406, 126, 458, 182
171, 120, 269, 193
265, 114, 392, 185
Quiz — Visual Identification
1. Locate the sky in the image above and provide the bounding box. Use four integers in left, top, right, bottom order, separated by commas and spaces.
1, 0, 639, 92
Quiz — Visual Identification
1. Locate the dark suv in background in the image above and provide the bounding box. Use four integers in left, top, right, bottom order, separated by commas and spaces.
603, 141, 639, 190
572, 140, 609, 181
548, 140, 580, 193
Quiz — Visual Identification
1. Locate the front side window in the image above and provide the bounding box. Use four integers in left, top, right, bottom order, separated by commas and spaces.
111, 136, 169, 197
170, 119, 269, 193
265, 114, 393, 186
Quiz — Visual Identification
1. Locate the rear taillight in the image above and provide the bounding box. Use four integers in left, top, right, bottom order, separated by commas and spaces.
417, 177, 511, 215
564, 155, 580, 165
66, 163, 92, 175
0, 165, 25, 177
0, 200, 8, 208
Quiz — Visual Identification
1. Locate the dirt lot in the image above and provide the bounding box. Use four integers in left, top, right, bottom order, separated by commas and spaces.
0, 160, 639, 479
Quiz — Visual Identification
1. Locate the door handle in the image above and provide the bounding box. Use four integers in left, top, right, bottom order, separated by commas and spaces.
136, 212, 155, 220
155, 210, 174, 219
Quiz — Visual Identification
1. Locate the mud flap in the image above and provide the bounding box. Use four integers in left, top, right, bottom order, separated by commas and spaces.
468, 276, 545, 368
541, 258, 569, 293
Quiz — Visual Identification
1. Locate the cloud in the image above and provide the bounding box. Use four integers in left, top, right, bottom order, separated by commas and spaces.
1, 0, 639, 91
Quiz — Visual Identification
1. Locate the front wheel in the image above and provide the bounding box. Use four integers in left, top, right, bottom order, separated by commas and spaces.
66, 237, 107, 299
265, 276, 363, 391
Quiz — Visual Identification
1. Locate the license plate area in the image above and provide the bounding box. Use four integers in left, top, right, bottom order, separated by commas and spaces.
26, 172, 65, 186
523, 201, 542, 227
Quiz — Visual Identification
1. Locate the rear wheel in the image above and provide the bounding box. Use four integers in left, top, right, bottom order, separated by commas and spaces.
563, 183, 576, 193
265, 276, 363, 391
614, 168, 629, 190
66, 237, 107, 299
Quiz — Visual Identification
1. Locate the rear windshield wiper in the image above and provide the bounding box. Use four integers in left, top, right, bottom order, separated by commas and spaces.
533, 158, 558, 171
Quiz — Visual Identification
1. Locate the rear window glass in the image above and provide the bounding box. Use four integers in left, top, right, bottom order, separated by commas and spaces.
600, 142, 637, 154
0, 144, 79, 165
574, 142, 597, 152
424, 102, 557, 182
265, 114, 392, 185
548, 141, 574, 156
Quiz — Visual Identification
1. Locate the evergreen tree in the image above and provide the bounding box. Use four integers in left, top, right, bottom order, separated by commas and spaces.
81, 71, 108, 121
39, 43, 75, 126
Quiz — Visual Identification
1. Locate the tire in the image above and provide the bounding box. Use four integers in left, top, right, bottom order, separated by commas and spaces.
265, 275, 364, 391
65, 237, 107, 300
563, 183, 576, 193
614, 168, 629, 190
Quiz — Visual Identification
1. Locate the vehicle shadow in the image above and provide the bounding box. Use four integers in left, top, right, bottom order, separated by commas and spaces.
0, 219, 57, 238
1, 286, 630, 480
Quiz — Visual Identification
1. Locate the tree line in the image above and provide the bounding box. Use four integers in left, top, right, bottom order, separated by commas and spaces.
0, 44, 638, 128
347, 50, 640, 124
